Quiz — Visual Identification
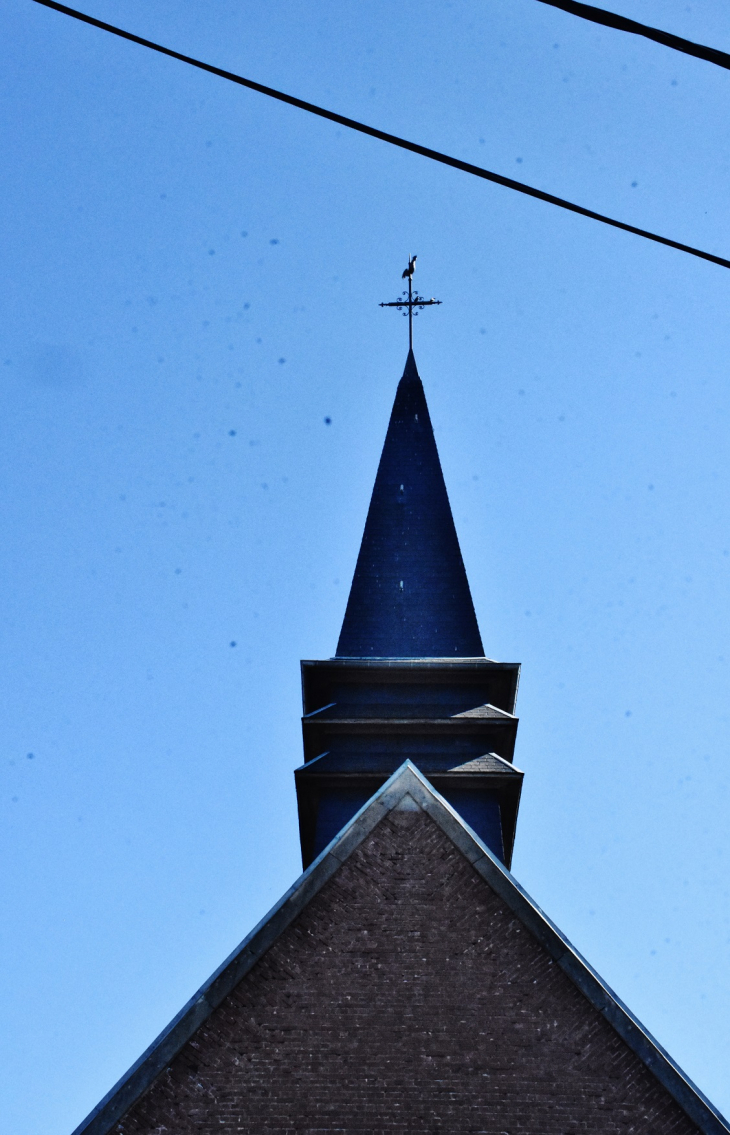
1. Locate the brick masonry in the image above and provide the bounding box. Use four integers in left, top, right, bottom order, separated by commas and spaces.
116, 809, 699, 1135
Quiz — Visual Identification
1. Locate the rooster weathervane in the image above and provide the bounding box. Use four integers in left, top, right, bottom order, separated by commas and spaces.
379, 256, 442, 349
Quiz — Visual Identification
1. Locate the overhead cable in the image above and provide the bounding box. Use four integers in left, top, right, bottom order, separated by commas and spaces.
533, 0, 730, 72
29, 0, 730, 272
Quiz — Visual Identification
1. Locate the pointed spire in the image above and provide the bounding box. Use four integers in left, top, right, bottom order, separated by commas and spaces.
336, 351, 484, 658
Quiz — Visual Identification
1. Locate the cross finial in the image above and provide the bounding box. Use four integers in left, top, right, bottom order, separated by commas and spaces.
379, 256, 442, 349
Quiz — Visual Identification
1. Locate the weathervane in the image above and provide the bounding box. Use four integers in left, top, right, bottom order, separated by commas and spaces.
379, 255, 442, 349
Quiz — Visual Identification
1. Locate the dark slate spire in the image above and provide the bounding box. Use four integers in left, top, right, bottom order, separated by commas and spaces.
336, 351, 484, 658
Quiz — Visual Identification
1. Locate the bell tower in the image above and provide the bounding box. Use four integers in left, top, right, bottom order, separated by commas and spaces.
295, 348, 523, 868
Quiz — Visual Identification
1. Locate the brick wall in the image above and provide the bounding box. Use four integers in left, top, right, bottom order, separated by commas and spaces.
117, 809, 698, 1134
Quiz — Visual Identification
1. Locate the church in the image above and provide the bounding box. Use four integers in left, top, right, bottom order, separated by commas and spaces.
71, 335, 729, 1134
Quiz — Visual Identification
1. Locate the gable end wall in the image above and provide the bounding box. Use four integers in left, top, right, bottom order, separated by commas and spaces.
115, 808, 701, 1135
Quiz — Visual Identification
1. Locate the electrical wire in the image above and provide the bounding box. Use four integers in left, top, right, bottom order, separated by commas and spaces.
532, 0, 730, 72
28, 0, 730, 272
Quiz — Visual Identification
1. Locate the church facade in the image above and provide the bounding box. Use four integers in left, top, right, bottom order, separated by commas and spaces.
72, 352, 728, 1135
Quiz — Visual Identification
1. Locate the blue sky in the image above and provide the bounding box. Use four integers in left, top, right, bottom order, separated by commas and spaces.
1, 1, 729, 1131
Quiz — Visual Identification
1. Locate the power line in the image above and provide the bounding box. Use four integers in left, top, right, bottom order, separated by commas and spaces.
29, 0, 730, 272
533, 0, 730, 72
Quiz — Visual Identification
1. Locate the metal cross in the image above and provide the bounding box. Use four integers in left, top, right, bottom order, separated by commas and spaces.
379, 255, 442, 350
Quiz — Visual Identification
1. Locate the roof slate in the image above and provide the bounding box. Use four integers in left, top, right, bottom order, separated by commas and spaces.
335, 351, 484, 658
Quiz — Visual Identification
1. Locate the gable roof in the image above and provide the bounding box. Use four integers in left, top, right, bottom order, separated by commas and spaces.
72, 761, 729, 1135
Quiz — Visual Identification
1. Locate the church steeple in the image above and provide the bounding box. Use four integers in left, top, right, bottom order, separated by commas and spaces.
295, 333, 522, 872
336, 350, 484, 658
